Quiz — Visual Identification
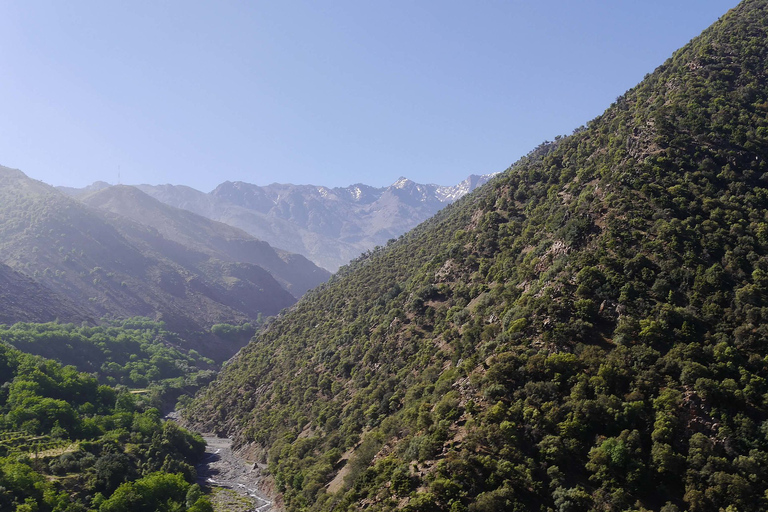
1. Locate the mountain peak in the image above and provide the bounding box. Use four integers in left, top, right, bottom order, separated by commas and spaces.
391, 176, 413, 189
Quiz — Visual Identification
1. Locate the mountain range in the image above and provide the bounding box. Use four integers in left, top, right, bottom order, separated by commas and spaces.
186, 1, 768, 510
0, 166, 330, 359
3, 0, 768, 510
62, 174, 496, 271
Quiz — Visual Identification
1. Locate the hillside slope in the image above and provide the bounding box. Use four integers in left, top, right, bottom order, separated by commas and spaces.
0, 167, 296, 360
0, 262, 91, 325
80, 185, 330, 297
188, 1, 768, 511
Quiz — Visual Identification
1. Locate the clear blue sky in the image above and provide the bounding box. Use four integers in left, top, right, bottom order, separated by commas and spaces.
0, 1, 741, 191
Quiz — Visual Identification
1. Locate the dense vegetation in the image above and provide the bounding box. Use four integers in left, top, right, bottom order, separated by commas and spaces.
187, 1, 768, 511
0, 318, 226, 409
0, 342, 212, 511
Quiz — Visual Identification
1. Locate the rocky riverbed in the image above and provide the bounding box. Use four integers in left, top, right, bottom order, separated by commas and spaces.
196, 434, 273, 512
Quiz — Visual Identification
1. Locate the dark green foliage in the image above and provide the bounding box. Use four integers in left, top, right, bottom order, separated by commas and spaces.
100, 472, 213, 512
188, 1, 768, 511
211, 321, 258, 343
94, 452, 138, 494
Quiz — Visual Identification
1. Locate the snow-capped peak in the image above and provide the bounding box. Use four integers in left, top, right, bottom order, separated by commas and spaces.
392, 177, 413, 189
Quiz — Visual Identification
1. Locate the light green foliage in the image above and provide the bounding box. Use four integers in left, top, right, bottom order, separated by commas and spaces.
0, 342, 208, 511
0, 318, 217, 406
100, 472, 212, 512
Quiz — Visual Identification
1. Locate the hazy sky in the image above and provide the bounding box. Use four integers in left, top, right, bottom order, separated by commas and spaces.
0, 1, 741, 191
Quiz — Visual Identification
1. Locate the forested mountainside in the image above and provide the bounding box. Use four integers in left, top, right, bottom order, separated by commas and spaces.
187, 1, 768, 511
0, 167, 305, 360
125, 174, 495, 271
80, 185, 330, 297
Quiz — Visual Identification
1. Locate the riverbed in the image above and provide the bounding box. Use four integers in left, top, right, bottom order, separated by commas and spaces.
196, 434, 273, 512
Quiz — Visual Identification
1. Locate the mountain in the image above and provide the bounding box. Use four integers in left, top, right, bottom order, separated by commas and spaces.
0, 261, 91, 325
186, 2, 768, 511
0, 166, 304, 360
57, 180, 112, 196
79, 185, 330, 297
117, 174, 495, 271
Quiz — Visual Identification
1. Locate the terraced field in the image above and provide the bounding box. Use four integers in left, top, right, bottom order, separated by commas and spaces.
0, 431, 75, 458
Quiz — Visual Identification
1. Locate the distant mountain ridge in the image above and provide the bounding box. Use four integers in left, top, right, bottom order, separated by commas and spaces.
79, 185, 329, 297
0, 166, 330, 360
63, 174, 497, 271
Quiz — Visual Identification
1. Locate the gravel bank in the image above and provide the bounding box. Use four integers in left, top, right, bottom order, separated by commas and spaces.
197, 434, 273, 512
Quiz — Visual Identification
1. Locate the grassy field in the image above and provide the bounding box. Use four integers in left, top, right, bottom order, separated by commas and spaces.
209, 487, 256, 512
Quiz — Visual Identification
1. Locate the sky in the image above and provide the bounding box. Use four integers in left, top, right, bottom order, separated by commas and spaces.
0, 1, 742, 192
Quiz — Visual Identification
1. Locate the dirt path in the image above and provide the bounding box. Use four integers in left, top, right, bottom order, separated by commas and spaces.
196, 434, 273, 512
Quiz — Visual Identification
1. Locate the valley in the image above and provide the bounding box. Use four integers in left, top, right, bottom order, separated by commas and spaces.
0, 166, 330, 361
2, 1, 768, 511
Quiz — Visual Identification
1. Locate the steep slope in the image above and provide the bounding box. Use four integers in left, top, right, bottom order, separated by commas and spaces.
188, 2, 768, 510
133, 174, 496, 271
0, 167, 296, 360
0, 262, 91, 325
80, 185, 330, 297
